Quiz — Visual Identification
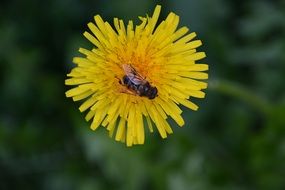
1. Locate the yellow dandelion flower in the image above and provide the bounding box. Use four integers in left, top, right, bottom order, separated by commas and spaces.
65, 5, 208, 146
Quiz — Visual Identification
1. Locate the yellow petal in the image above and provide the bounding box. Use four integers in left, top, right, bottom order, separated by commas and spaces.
136, 107, 145, 144
115, 117, 126, 141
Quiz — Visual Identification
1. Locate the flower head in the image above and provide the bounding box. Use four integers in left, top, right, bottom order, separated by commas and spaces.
65, 5, 208, 146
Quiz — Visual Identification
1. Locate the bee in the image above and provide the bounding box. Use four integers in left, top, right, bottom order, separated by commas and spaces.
118, 64, 158, 99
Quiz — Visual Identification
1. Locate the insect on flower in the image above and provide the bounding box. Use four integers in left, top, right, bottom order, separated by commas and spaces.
65, 5, 208, 146
118, 64, 158, 99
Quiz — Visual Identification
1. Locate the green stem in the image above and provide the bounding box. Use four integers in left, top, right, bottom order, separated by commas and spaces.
209, 79, 271, 115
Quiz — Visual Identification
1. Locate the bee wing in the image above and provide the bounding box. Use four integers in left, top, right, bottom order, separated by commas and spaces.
122, 64, 145, 85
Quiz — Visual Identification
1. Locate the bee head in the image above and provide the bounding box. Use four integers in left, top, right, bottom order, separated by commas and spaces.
148, 87, 158, 99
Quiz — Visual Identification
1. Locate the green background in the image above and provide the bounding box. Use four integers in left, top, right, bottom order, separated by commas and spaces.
1, 0, 285, 189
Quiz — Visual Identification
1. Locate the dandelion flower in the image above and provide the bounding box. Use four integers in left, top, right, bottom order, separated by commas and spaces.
65, 5, 208, 146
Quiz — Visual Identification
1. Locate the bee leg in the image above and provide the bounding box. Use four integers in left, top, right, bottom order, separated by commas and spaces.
115, 76, 123, 84
119, 88, 137, 96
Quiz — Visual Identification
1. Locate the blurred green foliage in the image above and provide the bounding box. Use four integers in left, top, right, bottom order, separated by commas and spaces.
1, 0, 285, 189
